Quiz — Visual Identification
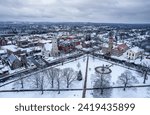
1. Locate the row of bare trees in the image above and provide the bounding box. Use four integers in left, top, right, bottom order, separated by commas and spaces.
46, 68, 78, 94
34, 67, 78, 94
14, 67, 80, 95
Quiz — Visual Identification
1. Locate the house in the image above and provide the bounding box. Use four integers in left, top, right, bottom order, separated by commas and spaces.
58, 39, 80, 53
126, 47, 144, 60
59, 41, 75, 53
16, 39, 30, 48
1, 45, 25, 56
0, 38, 7, 46
1, 45, 18, 55
82, 41, 92, 48
112, 43, 129, 56
0, 66, 9, 76
32, 47, 42, 54
102, 43, 129, 56
7, 54, 22, 70
116, 43, 128, 52
28, 36, 42, 47
0, 50, 7, 57
42, 43, 52, 57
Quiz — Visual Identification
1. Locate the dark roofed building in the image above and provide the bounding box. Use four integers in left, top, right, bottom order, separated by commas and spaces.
0, 38, 8, 46
141, 39, 150, 53
7, 54, 22, 70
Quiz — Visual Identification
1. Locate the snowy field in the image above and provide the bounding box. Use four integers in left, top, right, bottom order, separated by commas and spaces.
0, 55, 150, 98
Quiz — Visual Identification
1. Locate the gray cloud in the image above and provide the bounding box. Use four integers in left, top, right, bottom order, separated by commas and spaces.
0, 0, 150, 23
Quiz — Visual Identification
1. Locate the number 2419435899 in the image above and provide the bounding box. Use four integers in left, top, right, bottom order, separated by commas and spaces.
78, 103, 135, 111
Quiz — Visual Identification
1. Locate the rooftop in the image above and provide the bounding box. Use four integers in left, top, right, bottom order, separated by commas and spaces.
43, 43, 52, 51
128, 47, 143, 53
1, 45, 19, 52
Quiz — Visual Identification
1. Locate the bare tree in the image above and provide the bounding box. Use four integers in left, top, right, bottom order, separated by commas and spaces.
83, 57, 86, 62
141, 62, 150, 84
55, 68, 63, 94
19, 73, 24, 89
31, 73, 40, 88
12, 73, 27, 89
20, 78, 24, 89
117, 70, 138, 91
47, 68, 57, 88
92, 51, 95, 60
93, 73, 112, 98
13, 77, 24, 89
41, 75, 44, 94
60, 56, 65, 65
35, 74, 40, 88
147, 87, 150, 98
37, 71, 45, 95
63, 68, 77, 88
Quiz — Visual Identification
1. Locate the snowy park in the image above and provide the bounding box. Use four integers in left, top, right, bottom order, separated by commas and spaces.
0, 55, 150, 98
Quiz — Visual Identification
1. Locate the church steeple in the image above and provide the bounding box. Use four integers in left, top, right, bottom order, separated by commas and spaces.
108, 31, 114, 55
51, 37, 59, 56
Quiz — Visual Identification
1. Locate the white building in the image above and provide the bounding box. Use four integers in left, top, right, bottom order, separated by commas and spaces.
51, 38, 59, 56
42, 43, 52, 57
126, 47, 143, 60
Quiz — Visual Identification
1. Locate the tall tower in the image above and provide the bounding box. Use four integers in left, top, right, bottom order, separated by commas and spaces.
51, 37, 59, 56
108, 32, 113, 55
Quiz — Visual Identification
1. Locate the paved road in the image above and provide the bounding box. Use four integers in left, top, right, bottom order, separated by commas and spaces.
82, 55, 89, 98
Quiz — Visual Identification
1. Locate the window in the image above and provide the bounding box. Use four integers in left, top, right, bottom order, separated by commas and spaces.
132, 53, 134, 57
129, 53, 131, 56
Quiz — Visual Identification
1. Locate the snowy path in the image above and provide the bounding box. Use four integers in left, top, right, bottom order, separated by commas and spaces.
82, 55, 89, 98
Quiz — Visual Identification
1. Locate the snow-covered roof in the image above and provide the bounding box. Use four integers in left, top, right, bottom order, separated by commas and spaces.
18, 38, 28, 41
33, 47, 42, 51
75, 45, 82, 49
1, 66, 9, 72
116, 44, 128, 49
91, 40, 96, 43
0, 50, 6, 54
43, 43, 52, 51
128, 47, 143, 53
1, 45, 19, 52
39, 40, 52, 44
0, 64, 4, 69
7, 54, 19, 65
23, 48, 32, 53
84, 41, 90, 44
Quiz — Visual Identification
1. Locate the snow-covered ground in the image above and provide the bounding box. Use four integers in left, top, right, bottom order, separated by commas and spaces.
0, 55, 150, 98
86, 56, 150, 98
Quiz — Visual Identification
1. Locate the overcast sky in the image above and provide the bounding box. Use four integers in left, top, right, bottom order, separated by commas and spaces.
0, 0, 150, 23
